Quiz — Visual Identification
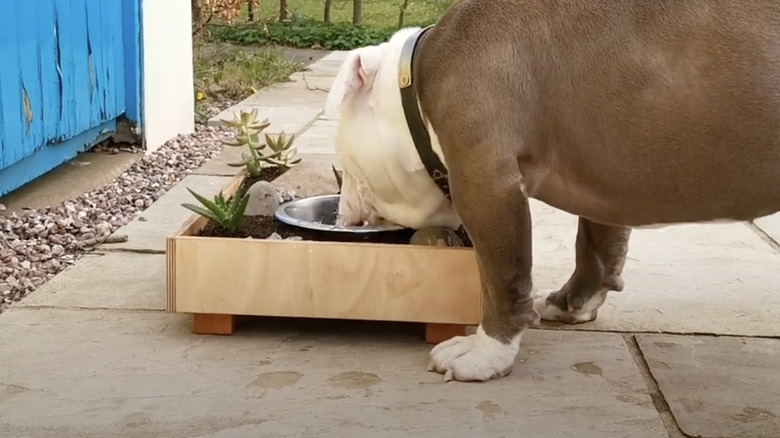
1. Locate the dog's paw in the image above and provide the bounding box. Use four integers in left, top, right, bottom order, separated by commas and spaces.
426, 325, 521, 382
533, 289, 601, 324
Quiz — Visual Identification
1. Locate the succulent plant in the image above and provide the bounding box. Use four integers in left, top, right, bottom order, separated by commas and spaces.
332, 165, 343, 194
181, 187, 250, 233
262, 132, 302, 170
220, 109, 302, 176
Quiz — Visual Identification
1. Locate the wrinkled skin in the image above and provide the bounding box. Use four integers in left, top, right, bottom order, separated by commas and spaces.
325, 0, 780, 382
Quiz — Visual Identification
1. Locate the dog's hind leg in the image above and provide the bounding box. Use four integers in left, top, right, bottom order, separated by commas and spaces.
534, 218, 631, 323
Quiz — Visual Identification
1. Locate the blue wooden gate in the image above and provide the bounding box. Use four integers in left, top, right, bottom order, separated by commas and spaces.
0, 0, 141, 197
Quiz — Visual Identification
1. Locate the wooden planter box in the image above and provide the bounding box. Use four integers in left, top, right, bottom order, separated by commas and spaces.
165, 172, 482, 343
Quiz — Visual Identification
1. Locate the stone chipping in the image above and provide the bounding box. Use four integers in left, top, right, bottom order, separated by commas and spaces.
0, 124, 236, 313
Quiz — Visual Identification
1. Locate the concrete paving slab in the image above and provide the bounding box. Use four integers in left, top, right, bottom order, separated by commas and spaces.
272, 155, 341, 198
0, 308, 666, 438
0, 151, 140, 214
528, 200, 780, 337
209, 105, 321, 135
293, 118, 338, 155
288, 73, 335, 91
752, 212, 780, 246
191, 145, 246, 176
100, 175, 234, 252
16, 252, 165, 311
305, 58, 347, 77
238, 82, 328, 108
319, 50, 348, 63
636, 334, 780, 438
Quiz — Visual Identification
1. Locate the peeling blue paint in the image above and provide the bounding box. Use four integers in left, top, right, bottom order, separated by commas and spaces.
122, 0, 142, 124
0, 0, 141, 197
0, 120, 116, 197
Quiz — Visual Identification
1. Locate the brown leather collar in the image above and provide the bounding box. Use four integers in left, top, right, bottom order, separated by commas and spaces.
398, 25, 451, 200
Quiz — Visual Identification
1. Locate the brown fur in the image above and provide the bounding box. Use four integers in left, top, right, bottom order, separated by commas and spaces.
414, 0, 780, 342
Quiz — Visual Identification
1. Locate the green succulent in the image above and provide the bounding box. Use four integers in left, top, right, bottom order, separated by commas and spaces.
220, 109, 302, 176
332, 165, 343, 194
261, 132, 301, 170
181, 187, 250, 233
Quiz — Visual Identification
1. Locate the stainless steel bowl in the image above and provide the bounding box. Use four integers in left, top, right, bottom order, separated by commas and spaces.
274, 195, 406, 233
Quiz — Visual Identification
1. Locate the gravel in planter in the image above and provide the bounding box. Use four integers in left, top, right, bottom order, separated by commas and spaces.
0, 123, 245, 313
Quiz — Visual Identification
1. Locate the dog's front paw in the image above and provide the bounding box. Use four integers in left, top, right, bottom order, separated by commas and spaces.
426, 325, 521, 382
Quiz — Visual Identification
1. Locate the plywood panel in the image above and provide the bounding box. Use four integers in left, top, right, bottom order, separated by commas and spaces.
172, 238, 481, 325
166, 170, 482, 326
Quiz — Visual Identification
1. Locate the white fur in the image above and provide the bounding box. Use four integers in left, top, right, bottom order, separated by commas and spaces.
427, 325, 522, 382
532, 289, 603, 323
325, 28, 461, 230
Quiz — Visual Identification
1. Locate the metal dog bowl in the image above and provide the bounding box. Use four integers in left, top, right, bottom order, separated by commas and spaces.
274, 195, 405, 234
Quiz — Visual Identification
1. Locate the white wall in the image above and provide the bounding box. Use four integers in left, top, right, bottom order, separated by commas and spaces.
140, 0, 195, 153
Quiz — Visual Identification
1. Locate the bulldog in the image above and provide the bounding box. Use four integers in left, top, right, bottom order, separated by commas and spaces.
324, 0, 780, 382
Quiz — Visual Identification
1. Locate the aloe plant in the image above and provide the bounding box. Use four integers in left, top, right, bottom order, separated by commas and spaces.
181, 187, 250, 233
332, 165, 343, 194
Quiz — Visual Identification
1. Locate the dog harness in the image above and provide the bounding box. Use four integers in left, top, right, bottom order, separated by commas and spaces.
398, 25, 451, 200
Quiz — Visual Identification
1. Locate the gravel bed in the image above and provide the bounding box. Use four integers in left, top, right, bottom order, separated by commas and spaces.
0, 121, 237, 313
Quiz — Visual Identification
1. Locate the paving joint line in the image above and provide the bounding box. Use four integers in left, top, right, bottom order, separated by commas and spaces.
746, 221, 780, 255
530, 325, 780, 340
94, 248, 166, 255
9, 305, 168, 314
622, 334, 690, 438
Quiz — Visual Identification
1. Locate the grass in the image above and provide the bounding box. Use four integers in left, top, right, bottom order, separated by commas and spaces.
192, 40, 306, 124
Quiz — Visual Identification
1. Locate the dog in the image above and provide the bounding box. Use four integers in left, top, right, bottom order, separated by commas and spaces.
324, 0, 780, 382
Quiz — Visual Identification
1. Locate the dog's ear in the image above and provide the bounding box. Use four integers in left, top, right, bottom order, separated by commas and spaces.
324, 46, 383, 118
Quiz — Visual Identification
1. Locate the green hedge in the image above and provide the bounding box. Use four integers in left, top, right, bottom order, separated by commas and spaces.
207, 20, 433, 51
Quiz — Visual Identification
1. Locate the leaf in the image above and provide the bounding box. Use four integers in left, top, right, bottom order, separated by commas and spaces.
214, 192, 228, 210
186, 188, 228, 222
283, 134, 296, 149
264, 135, 275, 151
181, 203, 223, 224
332, 165, 343, 192
226, 193, 250, 232
249, 119, 271, 130
227, 153, 254, 167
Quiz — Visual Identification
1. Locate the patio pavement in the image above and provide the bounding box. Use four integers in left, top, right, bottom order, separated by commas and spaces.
2, 51, 780, 438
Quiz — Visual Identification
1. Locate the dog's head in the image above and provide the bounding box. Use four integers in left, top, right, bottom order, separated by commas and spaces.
324, 28, 461, 231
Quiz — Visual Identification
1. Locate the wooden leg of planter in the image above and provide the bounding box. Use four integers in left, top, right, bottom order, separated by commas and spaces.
425, 323, 467, 344
192, 313, 236, 335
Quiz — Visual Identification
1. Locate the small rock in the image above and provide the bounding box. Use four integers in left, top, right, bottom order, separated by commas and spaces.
409, 228, 464, 247
275, 186, 298, 203
285, 236, 303, 241
267, 232, 284, 240
95, 221, 112, 238
103, 234, 129, 244
245, 181, 281, 217
0, 123, 233, 314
